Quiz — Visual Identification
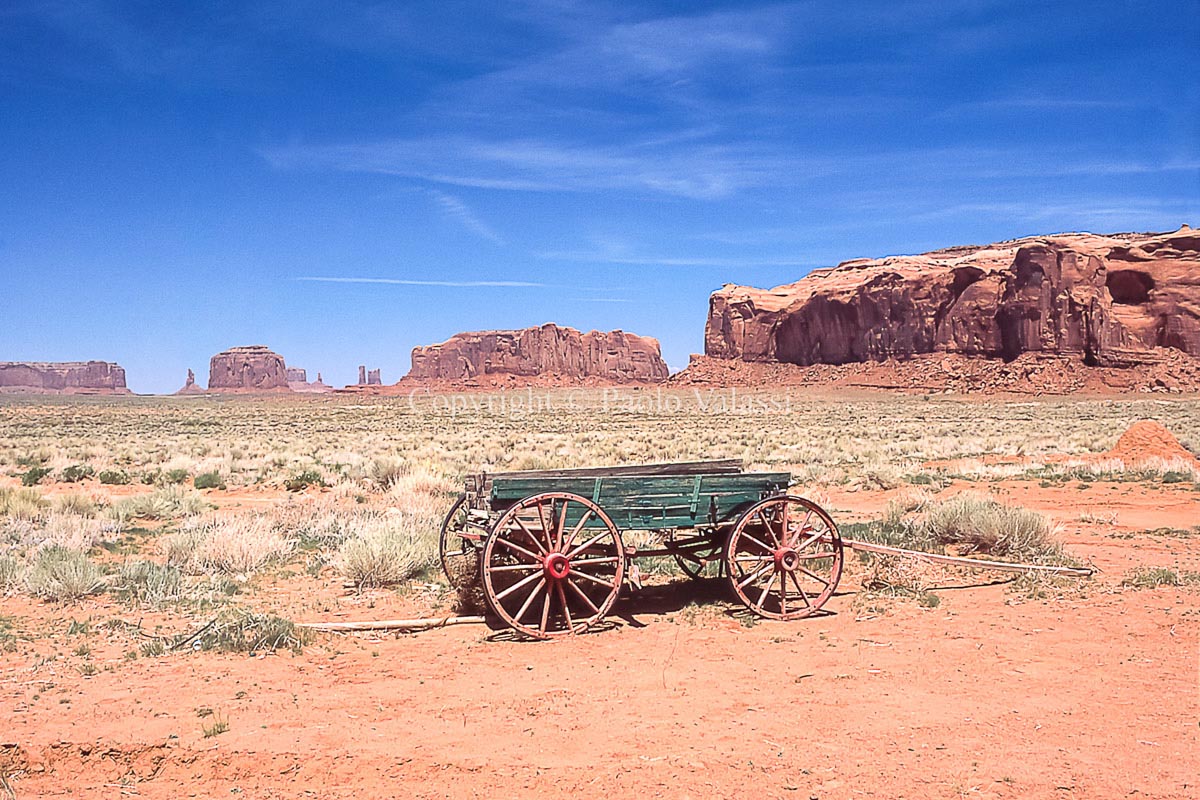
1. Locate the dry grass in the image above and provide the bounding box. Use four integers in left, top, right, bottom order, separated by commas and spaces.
167, 514, 295, 575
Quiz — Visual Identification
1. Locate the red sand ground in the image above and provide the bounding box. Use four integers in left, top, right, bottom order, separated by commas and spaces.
2, 426, 1199, 798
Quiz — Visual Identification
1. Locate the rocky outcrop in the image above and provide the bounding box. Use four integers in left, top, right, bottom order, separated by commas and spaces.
706, 226, 1200, 368
207, 346, 290, 392
175, 369, 204, 395
367, 368, 381, 386
0, 361, 130, 394
288, 367, 333, 393
407, 323, 669, 384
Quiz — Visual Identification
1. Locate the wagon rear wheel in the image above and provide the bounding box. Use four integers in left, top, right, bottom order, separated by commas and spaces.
724, 495, 843, 620
482, 492, 625, 639
439, 494, 478, 588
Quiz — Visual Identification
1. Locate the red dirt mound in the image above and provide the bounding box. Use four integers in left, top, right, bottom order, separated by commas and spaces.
1103, 420, 1200, 465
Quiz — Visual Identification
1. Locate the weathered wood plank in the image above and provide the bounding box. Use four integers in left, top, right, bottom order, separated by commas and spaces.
488, 459, 743, 480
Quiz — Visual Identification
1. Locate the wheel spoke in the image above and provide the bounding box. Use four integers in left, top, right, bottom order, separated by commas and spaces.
487, 563, 541, 573
790, 571, 812, 607
538, 589, 551, 635
513, 516, 548, 556
555, 582, 575, 633
736, 561, 773, 590
514, 579, 546, 622
798, 566, 830, 586
734, 554, 773, 563
565, 577, 601, 614
494, 568, 544, 601
786, 509, 813, 547
563, 509, 593, 550
496, 536, 542, 563
535, 500, 555, 552
555, 499, 569, 551
779, 568, 788, 616
738, 530, 774, 554
572, 569, 617, 590
756, 509, 782, 548
794, 527, 825, 552
571, 556, 619, 566
754, 569, 776, 610
566, 530, 611, 559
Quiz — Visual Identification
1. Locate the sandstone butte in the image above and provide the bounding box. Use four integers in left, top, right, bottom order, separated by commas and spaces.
405, 323, 670, 385
0, 361, 130, 394
706, 226, 1200, 368
207, 345, 291, 392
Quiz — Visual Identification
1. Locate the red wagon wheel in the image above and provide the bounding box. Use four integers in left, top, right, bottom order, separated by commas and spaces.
724, 495, 843, 620
481, 492, 625, 639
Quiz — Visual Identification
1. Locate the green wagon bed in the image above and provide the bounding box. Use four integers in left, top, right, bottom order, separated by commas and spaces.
439, 459, 843, 639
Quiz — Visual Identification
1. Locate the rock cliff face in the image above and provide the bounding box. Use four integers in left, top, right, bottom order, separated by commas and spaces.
706, 227, 1200, 367
0, 361, 130, 394
208, 346, 290, 392
408, 323, 669, 383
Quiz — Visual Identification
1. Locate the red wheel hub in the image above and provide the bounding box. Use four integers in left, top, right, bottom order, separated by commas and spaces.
544, 553, 571, 580
774, 548, 799, 572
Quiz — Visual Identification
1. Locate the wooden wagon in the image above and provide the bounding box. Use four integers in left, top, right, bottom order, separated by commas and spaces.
439, 460, 844, 639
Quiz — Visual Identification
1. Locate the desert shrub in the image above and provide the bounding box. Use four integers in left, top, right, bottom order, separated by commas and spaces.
114, 487, 211, 521
27, 547, 105, 601
167, 514, 294, 574
920, 493, 1059, 562
24, 513, 119, 552
0, 555, 24, 594
284, 469, 326, 492
141, 470, 161, 485
368, 458, 407, 491
337, 512, 438, 587
52, 493, 98, 517
115, 560, 183, 606
98, 470, 130, 485
162, 468, 190, 485
0, 486, 47, 520
61, 464, 95, 483
193, 471, 226, 490
191, 611, 309, 654
1121, 567, 1200, 589
21, 466, 52, 487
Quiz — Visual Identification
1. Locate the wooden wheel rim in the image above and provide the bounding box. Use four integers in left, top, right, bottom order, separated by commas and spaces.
438, 493, 476, 586
482, 492, 625, 639
724, 495, 843, 620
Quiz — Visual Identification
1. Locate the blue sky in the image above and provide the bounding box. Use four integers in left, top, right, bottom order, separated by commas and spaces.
1, 1, 1196, 393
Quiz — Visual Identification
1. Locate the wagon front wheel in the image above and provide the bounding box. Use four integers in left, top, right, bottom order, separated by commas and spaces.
482, 492, 625, 639
724, 495, 843, 620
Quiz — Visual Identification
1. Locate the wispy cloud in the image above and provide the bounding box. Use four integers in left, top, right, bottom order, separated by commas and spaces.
264, 135, 810, 200
296, 276, 544, 287
427, 189, 505, 245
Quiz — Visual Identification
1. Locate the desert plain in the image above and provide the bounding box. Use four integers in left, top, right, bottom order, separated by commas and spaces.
0, 389, 1198, 799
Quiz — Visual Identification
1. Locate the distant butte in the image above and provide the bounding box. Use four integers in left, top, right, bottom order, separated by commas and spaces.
207, 345, 291, 392
403, 322, 669, 386
0, 361, 130, 395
